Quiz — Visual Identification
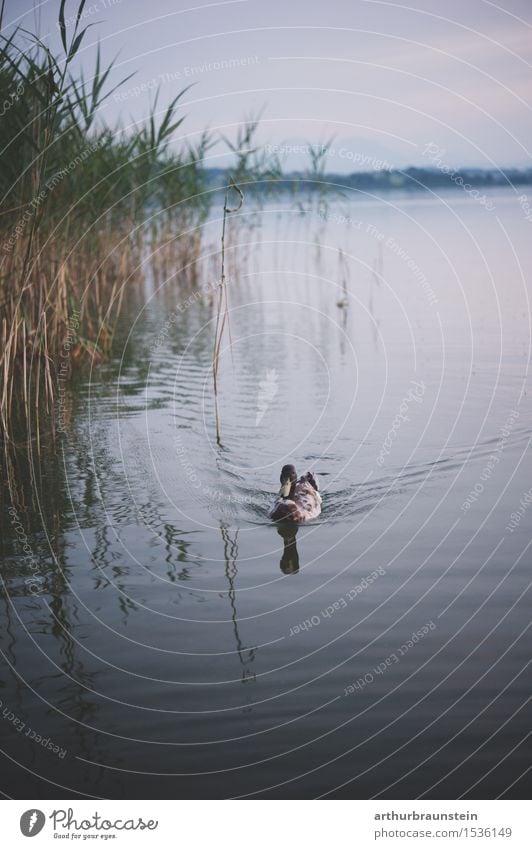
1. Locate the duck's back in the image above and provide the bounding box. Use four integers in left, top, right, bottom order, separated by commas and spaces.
269, 473, 322, 522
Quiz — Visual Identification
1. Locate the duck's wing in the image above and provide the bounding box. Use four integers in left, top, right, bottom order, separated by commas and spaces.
293, 479, 322, 519
302, 471, 319, 491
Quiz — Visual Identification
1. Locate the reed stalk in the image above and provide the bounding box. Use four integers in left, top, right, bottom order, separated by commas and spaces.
212, 179, 243, 445
336, 247, 350, 308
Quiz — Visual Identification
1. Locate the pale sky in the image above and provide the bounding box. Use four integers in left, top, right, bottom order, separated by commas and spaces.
5, 0, 532, 172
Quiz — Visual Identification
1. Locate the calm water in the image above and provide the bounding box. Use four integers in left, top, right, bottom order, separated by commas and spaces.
1, 189, 531, 799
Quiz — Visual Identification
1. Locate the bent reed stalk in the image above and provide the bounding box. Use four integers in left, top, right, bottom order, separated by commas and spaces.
212, 179, 243, 446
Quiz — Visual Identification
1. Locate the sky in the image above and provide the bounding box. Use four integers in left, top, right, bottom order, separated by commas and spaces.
5, 0, 532, 173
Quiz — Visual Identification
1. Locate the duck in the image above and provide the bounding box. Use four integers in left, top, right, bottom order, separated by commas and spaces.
269, 464, 322, 523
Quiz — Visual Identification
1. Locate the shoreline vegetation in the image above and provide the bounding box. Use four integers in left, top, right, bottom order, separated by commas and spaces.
0, 2, 278, 444
1, 1, 530, 447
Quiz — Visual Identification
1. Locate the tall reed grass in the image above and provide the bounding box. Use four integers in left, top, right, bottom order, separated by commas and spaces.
0, 2, 215, 442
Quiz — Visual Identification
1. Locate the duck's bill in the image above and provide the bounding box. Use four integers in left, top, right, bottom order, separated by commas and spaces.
279, 481, 292, 498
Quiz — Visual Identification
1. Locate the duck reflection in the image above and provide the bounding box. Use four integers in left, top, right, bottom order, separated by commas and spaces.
277, 522, 300, 574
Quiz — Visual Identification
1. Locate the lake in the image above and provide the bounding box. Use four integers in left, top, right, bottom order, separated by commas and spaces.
1, 187, 531, 799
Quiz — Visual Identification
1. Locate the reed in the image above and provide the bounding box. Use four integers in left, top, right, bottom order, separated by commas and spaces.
336, 247, 350, 308
0, 2, 286, 449
212, 179, 243, 445
0, 1, 213, 442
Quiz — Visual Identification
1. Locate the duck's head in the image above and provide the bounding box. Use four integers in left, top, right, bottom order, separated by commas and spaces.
279, 464, 297, 498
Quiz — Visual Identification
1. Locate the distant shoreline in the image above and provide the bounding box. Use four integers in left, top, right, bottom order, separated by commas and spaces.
205, 166, 532, 191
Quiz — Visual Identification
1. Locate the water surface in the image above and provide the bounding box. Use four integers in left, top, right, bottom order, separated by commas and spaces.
1, 188, 531, 798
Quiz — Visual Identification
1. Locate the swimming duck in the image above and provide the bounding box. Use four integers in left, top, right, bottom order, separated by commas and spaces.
269, 464, 322, 523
